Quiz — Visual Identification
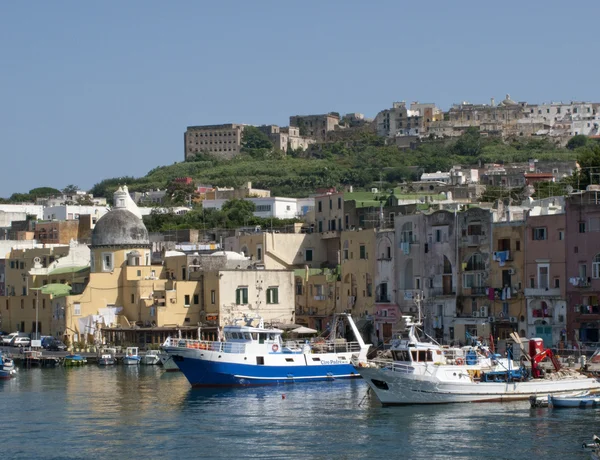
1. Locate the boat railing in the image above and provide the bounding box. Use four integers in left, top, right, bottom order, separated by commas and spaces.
370, 359, 414, 374
164, 337, 246, 354
309, 340, 363, 353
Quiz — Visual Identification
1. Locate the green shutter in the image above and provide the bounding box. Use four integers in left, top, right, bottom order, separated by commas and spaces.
236, 289, 240, 305
273, 288, 278, 304
243, 288, 248, 304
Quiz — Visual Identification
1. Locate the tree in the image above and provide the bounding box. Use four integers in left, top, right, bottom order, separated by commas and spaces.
241, 126, 273, 151
221, 199, 256, 226
166, 181, 199, 205
62, 184, 80, 194
29, 187, 61, 198
566, 135, 589, 150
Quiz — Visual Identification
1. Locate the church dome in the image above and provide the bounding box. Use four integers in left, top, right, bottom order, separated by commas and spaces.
91, 208, 150, 249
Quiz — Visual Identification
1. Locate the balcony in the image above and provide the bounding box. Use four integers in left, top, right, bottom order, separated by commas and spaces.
570, 277, 591, 288
429, 287, 456, 297
524, 288, 561, 297
376, 296, 391, 303
320, 230, 341, 240
532, 308, 554, 319
467, 286, 488, 296
465, 235, 485, 246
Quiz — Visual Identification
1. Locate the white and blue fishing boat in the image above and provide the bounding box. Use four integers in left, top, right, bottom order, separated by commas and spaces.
122, 347, 141, 365
0, 351, 16, 380
162, 314, 370, 387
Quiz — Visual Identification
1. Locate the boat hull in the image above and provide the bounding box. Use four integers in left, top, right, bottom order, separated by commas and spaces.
164, 347, 361, 387
359, 367, 600, 405
550, 395, 600, 408
123, 357, 140, 365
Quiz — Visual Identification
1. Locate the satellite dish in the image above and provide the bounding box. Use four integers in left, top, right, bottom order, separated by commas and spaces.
33, 257, 41, 264
566, 185, 574, 194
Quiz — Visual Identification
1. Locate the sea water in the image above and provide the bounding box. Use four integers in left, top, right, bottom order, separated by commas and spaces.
0, 366, 597, 459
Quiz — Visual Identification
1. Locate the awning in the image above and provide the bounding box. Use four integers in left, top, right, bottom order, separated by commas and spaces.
291, 326, 318, 334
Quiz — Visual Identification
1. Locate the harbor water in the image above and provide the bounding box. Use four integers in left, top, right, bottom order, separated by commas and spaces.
0, 366, 598, 459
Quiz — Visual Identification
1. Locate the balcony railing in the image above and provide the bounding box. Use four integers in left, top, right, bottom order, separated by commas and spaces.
429, 288, 456, 297
468, 286, 488, 296
524, 288, 561, 297
376, 296, 391, 303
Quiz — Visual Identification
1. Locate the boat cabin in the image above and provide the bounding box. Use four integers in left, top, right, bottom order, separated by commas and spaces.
126, 347, 139, 357
223, 325, 283, 349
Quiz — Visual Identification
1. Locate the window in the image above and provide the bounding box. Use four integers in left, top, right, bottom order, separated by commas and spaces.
590, 217, 600, 232
184, 295, 190, 306
593, 254, 600, 279
211, 290, 216, 304
318, 201, 322, 212
359, 245, 366, 259
266, 287, 279, 304
236, 287, 249, 305
343, 240, 349, 260
305, 249, 313, 262
329, 199, 332, 210
467, 223, 482, 235
554, 278, 560, 288
579, 263, 587, 280
102, 253, 113, 272
558, 230, 564, 241
256, 205, 272, 212
74, 302, 81, 316
131, 294, 135, 304
193, 294, 199, 305
579, 222, 586, 233
337, 197, 342, 209
256, 245, 262, 261
465, 253, 485, 271
318, 221, 323, 233
538, 265, 549, 289
295, 281, 303, 296
532, 227, 547, 240
463, 273, 483, 288
516, 240, 521, 251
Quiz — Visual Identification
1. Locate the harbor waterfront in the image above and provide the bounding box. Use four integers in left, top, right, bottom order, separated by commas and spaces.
1, 366, 598, 459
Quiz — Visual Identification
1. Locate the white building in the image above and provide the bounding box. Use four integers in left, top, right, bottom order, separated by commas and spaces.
0, 204, 44, 221
421, 171, 451, 183
43, 205, 109, 224
202, 197, 305, 220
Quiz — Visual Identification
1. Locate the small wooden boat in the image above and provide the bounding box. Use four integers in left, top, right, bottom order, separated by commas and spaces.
141, 350, 161, 365
63, 354, 87, 366
122, 347, 141, 365
549, 392, 600, 408
98, 354, 116, 366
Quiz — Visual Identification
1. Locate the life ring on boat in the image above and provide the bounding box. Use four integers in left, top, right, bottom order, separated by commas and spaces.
272, 344, 279, 352
455, 358, 464, 365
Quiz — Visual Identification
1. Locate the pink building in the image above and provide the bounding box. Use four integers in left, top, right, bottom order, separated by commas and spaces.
565, 191, 600, 345
524, 210, 567, 347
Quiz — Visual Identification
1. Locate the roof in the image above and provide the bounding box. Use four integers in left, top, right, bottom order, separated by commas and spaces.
37, 283, 72, 298
91, 208, 150, 249
48, 266, 89, 276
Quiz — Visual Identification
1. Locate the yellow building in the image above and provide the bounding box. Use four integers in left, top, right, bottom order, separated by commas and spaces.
294, 267, 341, 331
340, 229, 376, 319
489, 220, 526, 340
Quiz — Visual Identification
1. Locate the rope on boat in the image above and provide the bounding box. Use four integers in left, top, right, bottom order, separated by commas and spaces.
358, 387, 371, 407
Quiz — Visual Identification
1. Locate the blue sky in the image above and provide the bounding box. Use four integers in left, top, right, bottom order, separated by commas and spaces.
1, 0, 599, 197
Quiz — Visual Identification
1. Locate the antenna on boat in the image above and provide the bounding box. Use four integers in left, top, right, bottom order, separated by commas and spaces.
413, 290, 423, 326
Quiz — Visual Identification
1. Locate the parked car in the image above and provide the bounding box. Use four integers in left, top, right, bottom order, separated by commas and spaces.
47, 340, 67, 352
3, 332, 20, 346
12, 336, 31, 348
41, 336, 56, 349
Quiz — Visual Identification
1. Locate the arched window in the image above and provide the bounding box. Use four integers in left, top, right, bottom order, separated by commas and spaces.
465, 253, 485, 271
593, 254, 600, 279
401, 222, 413, 243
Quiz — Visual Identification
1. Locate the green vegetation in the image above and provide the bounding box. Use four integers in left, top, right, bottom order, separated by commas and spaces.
143, 198, 302, 232
0, 129, 584, 205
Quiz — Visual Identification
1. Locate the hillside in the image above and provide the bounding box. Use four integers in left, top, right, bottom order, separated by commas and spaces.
88, 129, 580, 201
